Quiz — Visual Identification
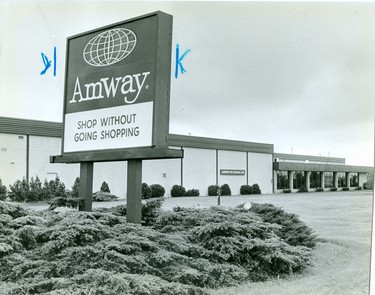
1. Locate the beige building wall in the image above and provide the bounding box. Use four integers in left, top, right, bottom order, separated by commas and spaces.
0, 133, 26, 186
218, 150, 247, 195
142, 158, 181, 198
248, 152, 273, 194
182, 147, 217, 196
29, 135, 79, 187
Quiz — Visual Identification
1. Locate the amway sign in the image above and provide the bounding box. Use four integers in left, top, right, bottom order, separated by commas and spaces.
62, 12, 172, 155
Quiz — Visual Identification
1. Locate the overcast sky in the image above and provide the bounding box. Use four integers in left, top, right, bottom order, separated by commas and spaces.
1, 1, 374, 166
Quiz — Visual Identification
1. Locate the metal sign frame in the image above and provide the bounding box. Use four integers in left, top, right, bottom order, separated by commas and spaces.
59, 11, 174, 161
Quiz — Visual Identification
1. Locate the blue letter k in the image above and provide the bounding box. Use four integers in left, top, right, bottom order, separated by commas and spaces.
175, 43, 191, 79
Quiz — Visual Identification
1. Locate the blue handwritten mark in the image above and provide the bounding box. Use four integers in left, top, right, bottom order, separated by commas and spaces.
40, 47, 56, 76
175, 43, 191, 79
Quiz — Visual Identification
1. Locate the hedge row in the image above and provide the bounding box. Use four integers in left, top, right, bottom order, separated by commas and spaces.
0, 177, 117, 206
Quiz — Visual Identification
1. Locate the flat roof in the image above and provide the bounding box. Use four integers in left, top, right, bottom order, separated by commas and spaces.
0, 117, 62, 138
274, 162, 372, 173
274, 153, 345, 164
168, 134, 274, 154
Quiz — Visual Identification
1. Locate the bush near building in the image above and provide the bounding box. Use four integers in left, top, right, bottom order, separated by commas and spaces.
150, 184, 165, 198
100, 181, 111, 193
220, 184, 231, 196
297, 186, 308, 193
208, 185, 220, 196
171, 185, 186, 197
240, 185, 253, 195
92, 181, 118, 202
171, 185, 200, 197
186, 189, 200, 197
142, 183, 152, 199
0, 179, 7, 201
252, 184, 261, 194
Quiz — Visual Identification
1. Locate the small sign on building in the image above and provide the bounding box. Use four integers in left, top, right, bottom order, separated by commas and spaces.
220, 169, 246, 176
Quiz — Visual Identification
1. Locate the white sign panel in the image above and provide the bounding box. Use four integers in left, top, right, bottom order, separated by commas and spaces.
63, 102, 153, 153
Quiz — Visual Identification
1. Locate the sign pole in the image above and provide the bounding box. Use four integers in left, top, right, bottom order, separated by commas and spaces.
78, 162, 93, 211
127, 159, 142, 224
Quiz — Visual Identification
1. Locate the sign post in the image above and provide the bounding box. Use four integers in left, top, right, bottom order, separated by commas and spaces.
79, 162, 93, 211
127, 160, 143, 223
51, 11, 183, 223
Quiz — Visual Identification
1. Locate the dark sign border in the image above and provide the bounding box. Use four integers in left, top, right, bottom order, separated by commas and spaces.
59, 11, 175, 162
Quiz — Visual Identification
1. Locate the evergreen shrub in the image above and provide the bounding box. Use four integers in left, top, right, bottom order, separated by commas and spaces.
8, 178, 29, 202
342, 187, 350, 191
0, 179, 7, 201
297, 186, 308, 193
150, 184, 165, 198
252, 184, 261, 194
240, 185, 253, 195
92, 191, 119, 202
0, 200, 317, 294
142, 183, 152, 199
186, 189, 200, 197
220, 184, 231, 196
208, 185, 220, 196
171, 185, 186, 197
283, 189, 291, 193
330, 187, 338, 192
100, 181, 110, 193
249, 203, 317, 248
315, 187, 324, 192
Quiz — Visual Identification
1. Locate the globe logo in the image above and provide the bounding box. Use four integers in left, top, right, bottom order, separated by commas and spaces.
83, 28, 137, 67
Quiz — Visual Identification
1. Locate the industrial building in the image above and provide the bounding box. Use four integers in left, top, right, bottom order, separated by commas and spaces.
0, 116, 372, 197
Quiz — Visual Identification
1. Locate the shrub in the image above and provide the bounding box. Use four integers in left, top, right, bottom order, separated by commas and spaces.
342, 187, 350, 191
0, 179, 7, 201
8, 178, 29, 202
315, 187, 324, 192
42, 176, 67, 201
150, 184, 165, 198
142, 183, 152, 199
0, 200, 316, 293
186, 189, 200, 197
355, 186, 362, 190
142, 198, 165, 226
28, 176, 43, 202
100, 181, 111, 193
220, 184, 231, 196
71, 177, 80, 198
171, 185, 186, 197
364, 178, 373, 190
208, 185, 220, 196
297, 186, 308, 193
330, 187, 338, 192
283, 189, 291, 193
93, 191, 119, 202
252, 184, 261, 194
240, 185, 253, 195
249, 203, 317, 248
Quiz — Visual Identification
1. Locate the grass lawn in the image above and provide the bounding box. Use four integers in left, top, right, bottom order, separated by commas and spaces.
21, 190, 372, 294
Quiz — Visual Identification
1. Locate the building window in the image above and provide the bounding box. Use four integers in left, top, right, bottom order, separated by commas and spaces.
310, 172, 321, 188
337, 172, 346, 187
324, 172, 333, 188
293, 172, 305, 189
276, 171, 288, 189
350, 173, 358, 187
